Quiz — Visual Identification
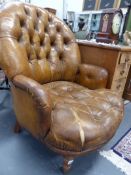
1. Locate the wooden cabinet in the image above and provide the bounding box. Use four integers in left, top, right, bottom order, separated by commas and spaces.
77, 40, 131, 99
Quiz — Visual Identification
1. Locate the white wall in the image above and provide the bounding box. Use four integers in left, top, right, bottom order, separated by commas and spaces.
31, 0, 64, 19
65, 0, 84, 12
63, 0, 83, 19
31, 0, 84, 19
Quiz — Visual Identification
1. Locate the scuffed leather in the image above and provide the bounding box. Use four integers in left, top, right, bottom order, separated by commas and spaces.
13, 75, 52, 109
43, 81, 123, 151
76, 64, 108, 89
0, 2, 124, 154
13, 75, 52, 137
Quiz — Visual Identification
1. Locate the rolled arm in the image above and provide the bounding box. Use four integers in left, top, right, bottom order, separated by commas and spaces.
76, 64, 108, 89
12, 75, 52, 136
13, 75, 52, 109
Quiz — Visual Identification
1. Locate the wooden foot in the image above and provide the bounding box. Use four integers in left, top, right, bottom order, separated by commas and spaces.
62, 156, 74, 173
14, 121, 22, 133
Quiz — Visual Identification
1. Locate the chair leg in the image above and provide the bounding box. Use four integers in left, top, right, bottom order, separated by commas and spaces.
14, 121, 22, 133
62, 156, 74, 173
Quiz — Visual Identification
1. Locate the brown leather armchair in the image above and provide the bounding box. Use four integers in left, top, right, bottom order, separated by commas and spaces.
0, 2, 124, 173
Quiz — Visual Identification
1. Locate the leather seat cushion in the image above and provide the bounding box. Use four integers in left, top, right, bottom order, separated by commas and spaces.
43, 81, 123, 152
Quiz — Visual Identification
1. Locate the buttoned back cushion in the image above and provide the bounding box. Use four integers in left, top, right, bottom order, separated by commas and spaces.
0, 2, 81, 83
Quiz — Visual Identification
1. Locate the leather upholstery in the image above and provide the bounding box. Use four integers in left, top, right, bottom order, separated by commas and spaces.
0, 2, 80, 83
43, 81, 123, 152
76, 64, 108, 89
0, 2, 123, 159
12, 75, 52, 137
0, 2, 108, 89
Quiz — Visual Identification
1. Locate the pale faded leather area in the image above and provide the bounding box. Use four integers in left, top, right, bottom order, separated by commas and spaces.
43, 81, 123, 152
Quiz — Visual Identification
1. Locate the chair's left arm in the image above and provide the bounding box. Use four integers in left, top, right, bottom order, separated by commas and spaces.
75, 64, 108, 89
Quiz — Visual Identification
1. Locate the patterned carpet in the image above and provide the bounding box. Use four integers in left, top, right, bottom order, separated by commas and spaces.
100, 127, 131, 175
112, 128, 131, 163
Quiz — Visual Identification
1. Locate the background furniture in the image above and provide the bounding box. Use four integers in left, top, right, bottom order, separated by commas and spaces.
74, 10, 102, 33
44, 7, 56, 15
73, 9, 127, 40
78, 40, 131, 98
0, 2, 124, 173
83, 0, 96, 11
120, 0, 131, 8
99, 0, 115, 9
96, 9, 123, 44
83, 0, 131, 10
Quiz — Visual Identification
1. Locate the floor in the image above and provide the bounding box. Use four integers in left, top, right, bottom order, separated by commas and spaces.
0, 90, 130, 175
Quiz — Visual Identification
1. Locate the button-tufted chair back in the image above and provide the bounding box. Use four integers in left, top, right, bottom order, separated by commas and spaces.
0, 2, 81, 83
0, 3, 124, 173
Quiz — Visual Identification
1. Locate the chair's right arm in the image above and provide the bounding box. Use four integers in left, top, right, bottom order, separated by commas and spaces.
12, 75, 52, 138
13, 75, 52, 111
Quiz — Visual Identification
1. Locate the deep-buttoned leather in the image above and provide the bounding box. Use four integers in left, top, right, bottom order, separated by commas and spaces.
0, 2, 80, 83
76, 64, 108, 89
0, 2, 123, 154
43, 81, 123, 151
0, 2, 108, 89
